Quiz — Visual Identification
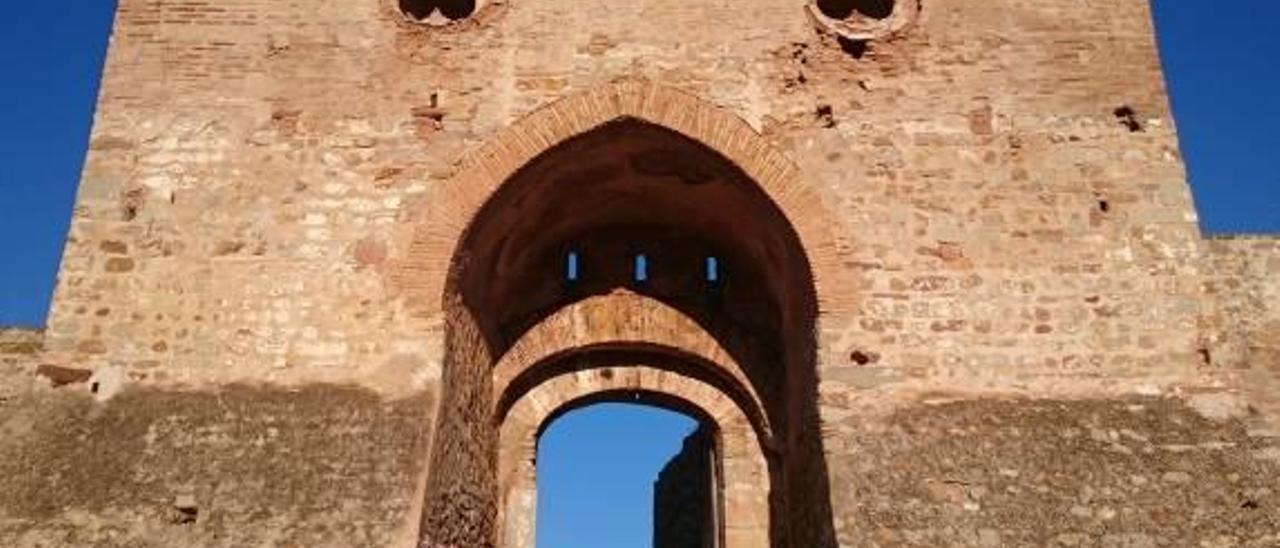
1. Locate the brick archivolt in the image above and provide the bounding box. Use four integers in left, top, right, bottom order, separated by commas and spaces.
391, 79, 853, 326
490, 290, 772, 441
496, 364, 771, 548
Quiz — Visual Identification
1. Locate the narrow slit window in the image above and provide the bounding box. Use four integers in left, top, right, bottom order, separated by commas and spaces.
634, 254, 648, 283
566, 251, 580, 282
705, 256, 720, 283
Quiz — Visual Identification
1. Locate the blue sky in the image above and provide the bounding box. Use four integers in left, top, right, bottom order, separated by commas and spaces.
538, 403, 698, 547
1, 3, 1278, 547
1153, 2, 1280, 234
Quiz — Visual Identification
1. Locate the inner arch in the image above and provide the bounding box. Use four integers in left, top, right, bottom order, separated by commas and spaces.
497, 363, 771, 548
490, 291, 773, 443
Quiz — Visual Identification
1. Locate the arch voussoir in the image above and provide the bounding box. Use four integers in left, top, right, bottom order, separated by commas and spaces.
489, 291, 771, 440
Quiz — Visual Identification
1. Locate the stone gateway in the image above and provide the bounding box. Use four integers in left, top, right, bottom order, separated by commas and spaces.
2, 0, 1279, 546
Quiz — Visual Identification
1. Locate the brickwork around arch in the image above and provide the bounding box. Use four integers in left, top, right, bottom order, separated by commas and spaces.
392, 79, 856, 329
489, 291, 771, 437
497, 365, 770, 548
2, 0, 1280, 546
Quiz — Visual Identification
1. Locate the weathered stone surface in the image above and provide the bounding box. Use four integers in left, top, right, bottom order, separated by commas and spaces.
1205, 237, 1280, 434
0, 385, 432, 548
824, 397, 1280, 547
0, 328, 43, 357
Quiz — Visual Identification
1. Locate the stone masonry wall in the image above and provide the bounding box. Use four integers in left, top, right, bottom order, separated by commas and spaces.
47, 0, 1205, 396
1205, 237, 1280, 427
2, 332, 438, 547
0, 329, 43, 356
822, 395, 1280, 547
1, 328, 46, 401
4, 386, 1278, 547
0, 328, 44, 368
0, 384, 432, 548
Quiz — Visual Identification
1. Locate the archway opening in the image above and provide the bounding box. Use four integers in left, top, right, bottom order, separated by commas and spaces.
419, 115, 837, 547
497, 363, 770, 548
536, 402, 706, 548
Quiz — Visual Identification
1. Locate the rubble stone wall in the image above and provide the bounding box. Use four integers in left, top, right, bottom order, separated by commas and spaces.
3, 388, 1277, 547
0, 385, 432, 548
1205, 236, 1280, 423
822, 396, 1280, 547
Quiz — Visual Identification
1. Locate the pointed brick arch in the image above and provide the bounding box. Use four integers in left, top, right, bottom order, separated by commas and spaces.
409, 81, 845, 547
391, 80, 854, 325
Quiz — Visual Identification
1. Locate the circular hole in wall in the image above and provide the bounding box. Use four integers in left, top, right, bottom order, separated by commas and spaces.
399, 0, 478, 23
437, 0, 477, 20
816, 0, 896, 20
399, 0, 434, 20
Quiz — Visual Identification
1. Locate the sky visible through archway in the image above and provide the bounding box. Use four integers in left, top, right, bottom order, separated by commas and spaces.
537, 403, 698, 548
1, 3, 1279, 547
